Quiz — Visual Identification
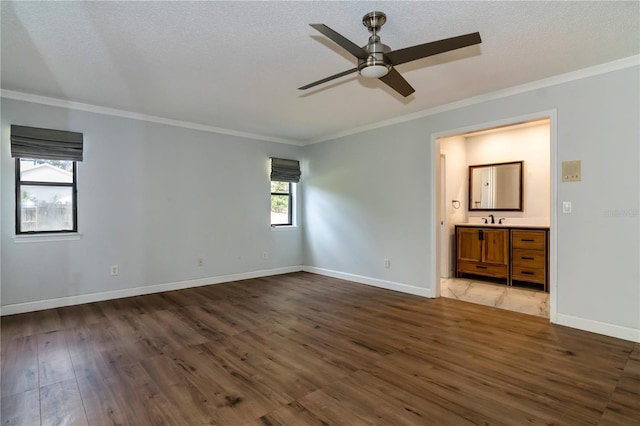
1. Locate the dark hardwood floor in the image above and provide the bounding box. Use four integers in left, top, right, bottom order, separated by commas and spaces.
1, 272, 638, 425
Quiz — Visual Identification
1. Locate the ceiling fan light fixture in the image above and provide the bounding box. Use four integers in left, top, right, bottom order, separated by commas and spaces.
360, 64, 389, 79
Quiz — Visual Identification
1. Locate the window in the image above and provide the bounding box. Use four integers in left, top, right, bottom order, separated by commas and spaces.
271, 181, 292, 226
16, 158, 77, 233
269, 157, 300, 227
10, 125, 83, 234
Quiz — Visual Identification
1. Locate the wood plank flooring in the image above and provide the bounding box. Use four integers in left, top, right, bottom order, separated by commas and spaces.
1, 272, 638, 425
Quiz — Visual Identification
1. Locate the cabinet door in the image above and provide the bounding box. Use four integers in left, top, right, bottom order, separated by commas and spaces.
457, 228, 482, 262
482, 229, 509, 265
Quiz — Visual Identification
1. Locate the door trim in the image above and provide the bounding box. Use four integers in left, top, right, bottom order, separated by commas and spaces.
430, 110, 557, 323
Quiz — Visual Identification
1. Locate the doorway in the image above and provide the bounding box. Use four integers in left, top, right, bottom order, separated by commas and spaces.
432, 112, 557, 320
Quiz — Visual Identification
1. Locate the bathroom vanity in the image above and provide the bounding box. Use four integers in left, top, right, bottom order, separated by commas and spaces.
455, 224, 549, 292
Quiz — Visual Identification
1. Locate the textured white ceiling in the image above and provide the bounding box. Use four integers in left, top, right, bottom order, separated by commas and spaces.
1, 1, 638, 144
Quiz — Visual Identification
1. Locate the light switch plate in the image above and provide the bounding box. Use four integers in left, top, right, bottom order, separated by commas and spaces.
562, 201, 572, 213
562, 160, 581, 182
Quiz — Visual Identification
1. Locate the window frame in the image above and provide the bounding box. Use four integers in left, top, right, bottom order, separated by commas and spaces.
15, 158, 78, 234
270, 181, 293, 227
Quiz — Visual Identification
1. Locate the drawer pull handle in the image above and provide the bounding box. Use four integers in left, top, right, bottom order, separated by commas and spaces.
521, 271, 535, 275
521, 256, 535, 260
476, 266, 487, 269
521, 239, 535, 242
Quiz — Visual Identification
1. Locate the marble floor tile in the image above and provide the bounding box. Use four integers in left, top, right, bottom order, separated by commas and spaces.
441, 278, 549, 318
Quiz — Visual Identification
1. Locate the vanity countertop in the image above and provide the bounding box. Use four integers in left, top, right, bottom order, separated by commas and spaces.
455, 223, 549, 230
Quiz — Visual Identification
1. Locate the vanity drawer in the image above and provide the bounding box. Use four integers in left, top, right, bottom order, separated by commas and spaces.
458, 261, 508, 278
511, 266, 546, 284
512, 249, 546, 268
511, 230, 546, 250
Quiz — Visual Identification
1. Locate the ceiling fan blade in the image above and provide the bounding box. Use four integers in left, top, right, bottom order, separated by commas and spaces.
298, 67, 359, 90
310, 24, 368, 59
386, 32, 482, 66
378, 67, 415, 97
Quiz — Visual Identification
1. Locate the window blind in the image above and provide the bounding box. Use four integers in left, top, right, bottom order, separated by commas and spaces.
270, 158, 300, 183
11, 125, 84, 161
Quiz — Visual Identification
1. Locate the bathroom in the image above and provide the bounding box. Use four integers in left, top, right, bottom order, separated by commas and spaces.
437, 118, 551, 317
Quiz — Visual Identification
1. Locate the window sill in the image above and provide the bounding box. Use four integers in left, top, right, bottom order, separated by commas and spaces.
13, 233, 82, 243
270, 225, 298, 232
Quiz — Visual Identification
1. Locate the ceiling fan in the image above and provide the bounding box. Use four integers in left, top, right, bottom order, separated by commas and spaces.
299, 11, 481, 97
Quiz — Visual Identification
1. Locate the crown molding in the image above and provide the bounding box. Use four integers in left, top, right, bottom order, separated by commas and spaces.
3, 55, 637, 147
0, 89, 304, 146
306, 55, 640, 145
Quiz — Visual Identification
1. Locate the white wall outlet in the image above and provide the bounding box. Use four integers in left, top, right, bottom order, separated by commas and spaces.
197, 258, 203, 267
110, 265, 119, 276
262, 251, 268, 260
384, 259, 391, 269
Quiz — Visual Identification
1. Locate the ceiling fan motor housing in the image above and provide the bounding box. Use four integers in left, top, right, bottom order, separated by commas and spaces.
358, 36, 391, 76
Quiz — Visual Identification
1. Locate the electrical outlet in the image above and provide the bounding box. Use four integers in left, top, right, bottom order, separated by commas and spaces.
262, 251, 268, 260
110, 265, 119, 276
384, 259, 390, 269
197, 258, 203, 267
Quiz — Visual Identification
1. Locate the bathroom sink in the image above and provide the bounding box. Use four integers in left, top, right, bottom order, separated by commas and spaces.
459, 222, 549, 229
463, 223, 508, 227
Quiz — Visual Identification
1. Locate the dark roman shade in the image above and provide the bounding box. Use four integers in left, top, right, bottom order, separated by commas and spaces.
270, 157, 301, 183
11, 125, 84, 161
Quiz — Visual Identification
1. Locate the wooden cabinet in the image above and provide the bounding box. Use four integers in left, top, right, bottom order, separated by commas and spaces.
456, 227, 509, 282
455, 226, 549, 292
511, 229, 548, 291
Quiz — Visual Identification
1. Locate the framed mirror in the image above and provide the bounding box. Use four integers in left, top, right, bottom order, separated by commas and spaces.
469, 161, 523, 211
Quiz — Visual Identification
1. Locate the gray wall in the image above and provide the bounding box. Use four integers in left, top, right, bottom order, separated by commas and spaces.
303, 66, 639, 336
2, 65, 638, 341
1, 98, 303, 307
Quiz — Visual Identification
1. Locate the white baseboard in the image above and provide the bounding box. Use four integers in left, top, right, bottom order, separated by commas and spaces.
555, 313, 640, 343
4, 265, 637, 343
302, 266, 640, 343
0, 266, 303, 316
302, 265, 431, 298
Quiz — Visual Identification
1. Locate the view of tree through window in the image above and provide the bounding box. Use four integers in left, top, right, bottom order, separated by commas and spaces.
271, 181, 292, 225
17, 158, 76, 233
